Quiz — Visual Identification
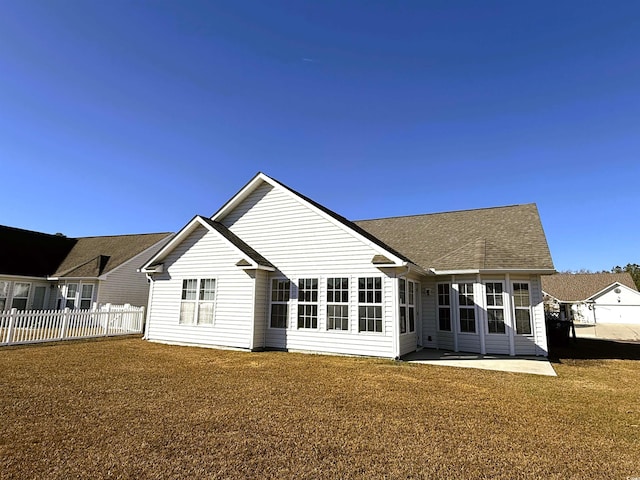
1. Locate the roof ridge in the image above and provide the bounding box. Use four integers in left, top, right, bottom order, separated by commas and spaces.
354, 203, 536, 223
75, 232, 173, 239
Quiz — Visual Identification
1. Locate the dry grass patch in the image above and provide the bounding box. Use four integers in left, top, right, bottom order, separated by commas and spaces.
1, 337, 639, 479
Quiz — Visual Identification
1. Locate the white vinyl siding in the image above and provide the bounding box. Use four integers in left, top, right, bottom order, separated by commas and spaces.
146, 226, 255, 349
220, 183, 396, 357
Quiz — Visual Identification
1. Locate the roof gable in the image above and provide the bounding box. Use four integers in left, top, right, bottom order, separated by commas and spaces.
212, 173, 415, 269
542, 272, 638, 302
141, 216, 274, 272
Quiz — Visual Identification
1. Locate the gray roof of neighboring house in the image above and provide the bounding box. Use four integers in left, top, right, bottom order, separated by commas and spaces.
197, 216, 275, 269
541, 272, 638, 302
0, 225, 76, 277
354, 204, 554, 271
52, 232, 172, 278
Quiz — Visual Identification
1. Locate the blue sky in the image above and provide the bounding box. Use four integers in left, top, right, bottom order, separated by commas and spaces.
1, 1, 638, 272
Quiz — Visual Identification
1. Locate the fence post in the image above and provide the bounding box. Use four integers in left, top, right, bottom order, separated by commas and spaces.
139, 306, 145, 333
60, 308, 70, 340
103, 304, 111, 337
6, 308, 17, 345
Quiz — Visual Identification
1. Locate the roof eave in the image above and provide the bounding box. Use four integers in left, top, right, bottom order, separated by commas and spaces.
429, 268, 556, 276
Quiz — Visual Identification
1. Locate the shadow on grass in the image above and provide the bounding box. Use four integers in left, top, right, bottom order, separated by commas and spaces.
548, 337, 640, 363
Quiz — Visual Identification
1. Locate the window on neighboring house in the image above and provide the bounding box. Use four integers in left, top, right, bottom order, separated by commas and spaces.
358, 277, 382, 333
80, 284, 94, 310
399, 279, 406, 334
270, 279, 290, 328
458, 283, 476, 333
297, 278, 318, 329
11, 282, 31, 310
437, 283, 452, 331
485, 282, 506, 334
0, 281, 8, 311
327, 277, 349, 331
513, 282, 532, 335
180, 279, 216, 325
64, 283, 78, 309
408, 280, 416, 333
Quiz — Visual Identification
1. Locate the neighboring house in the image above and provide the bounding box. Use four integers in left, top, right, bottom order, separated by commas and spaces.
0, 225, 173, 311
142, 173, 555, 358
542, 273, 640, 325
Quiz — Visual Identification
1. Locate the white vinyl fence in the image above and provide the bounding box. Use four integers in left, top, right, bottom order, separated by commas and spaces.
0, 304, 145, 346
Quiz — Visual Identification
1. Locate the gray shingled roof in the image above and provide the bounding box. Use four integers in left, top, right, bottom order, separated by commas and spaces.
197, 216, 275, 269
541, 272, 638, 302
354, 204, 554, 271
0, 225, 76, 277
53, 233, 172, 278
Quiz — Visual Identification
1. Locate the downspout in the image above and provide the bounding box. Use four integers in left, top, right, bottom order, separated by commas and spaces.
143, 273, 154, 340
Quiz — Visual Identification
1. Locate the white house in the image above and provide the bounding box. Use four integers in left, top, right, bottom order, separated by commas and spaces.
0, 225, 173, 311
542, 273, 640, 325
142, 173, 555, 358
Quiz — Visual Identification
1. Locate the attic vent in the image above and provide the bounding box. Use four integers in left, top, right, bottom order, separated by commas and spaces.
614, 287, 622, 294
372, 254, 393, 265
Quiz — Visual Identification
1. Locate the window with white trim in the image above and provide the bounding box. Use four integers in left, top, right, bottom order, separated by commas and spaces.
270, 279, 290, 328
64, 283, 78, 309
358, 277, 382, 333
80, 284, 94, 309
399, 279, 416, 334
0, 281, 8, 311
297, 278, 318, 329
180, 279, 216, 325
437, 283, 452, 331
513, 282, 532, 335
327, 277, 349, 331
458, 283, 476, 333
11, 282, 30, 310
399, 279, 407, 334
408, 280, 416, 333
485, 282, 506, 334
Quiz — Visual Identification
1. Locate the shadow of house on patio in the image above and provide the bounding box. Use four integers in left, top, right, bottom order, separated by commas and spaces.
549, 337, 640, 362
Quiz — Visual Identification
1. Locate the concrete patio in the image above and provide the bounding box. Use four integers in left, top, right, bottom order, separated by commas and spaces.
402, 349, 557, 376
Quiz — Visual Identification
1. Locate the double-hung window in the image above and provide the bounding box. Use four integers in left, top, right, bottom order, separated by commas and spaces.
458, 283, 476, 333
180, 279, 216, 325
80, 285, 94, 309
399, 279, 407, 334
358, 277, 382, 333
398, 280, 416, 334
12, 283, 31, 310
513, 282, 532, 335
407, 280, 416, 333
64, 283, 78, 309
270, 279, 290, 328
297, 278, 318, 329
437, 283, 452, 331
327, 277, 349, 331
485, 282, 506, 334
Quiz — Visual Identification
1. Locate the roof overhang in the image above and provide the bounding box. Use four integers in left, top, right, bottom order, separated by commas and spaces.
429, 268, 557, 276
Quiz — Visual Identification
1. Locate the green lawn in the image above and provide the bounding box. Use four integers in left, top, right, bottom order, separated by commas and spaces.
1, 337, 639, 479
